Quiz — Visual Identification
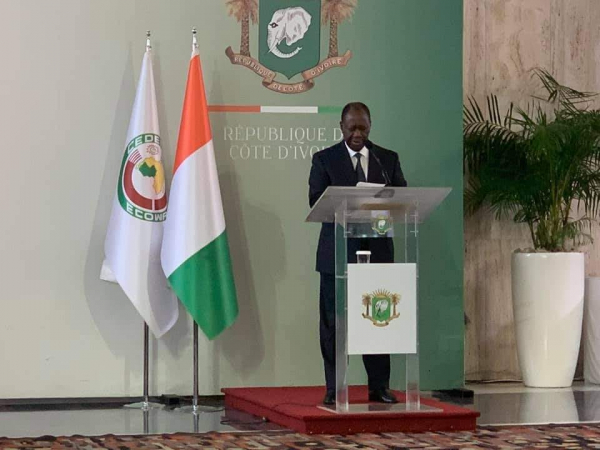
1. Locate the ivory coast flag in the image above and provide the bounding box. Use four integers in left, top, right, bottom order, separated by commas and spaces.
161, 45, 239, 340
103, 46, 179, 338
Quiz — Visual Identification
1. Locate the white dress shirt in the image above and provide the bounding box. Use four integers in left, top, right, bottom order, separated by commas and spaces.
345, 141, 369, 181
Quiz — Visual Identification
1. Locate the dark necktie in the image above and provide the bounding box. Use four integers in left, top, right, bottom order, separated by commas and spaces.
354, 153, 366, 182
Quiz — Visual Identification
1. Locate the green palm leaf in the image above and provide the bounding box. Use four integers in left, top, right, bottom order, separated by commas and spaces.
464, 68, 600, 251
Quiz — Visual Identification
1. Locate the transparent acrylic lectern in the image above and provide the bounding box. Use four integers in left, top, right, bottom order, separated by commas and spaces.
306, 186, 451, 413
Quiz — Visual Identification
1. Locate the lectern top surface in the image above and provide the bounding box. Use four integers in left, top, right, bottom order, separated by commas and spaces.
305, 187, 451, 224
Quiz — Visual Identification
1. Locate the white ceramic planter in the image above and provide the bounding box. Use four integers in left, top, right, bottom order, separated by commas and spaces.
512, 252, 584, 387
584, 277, 600, 384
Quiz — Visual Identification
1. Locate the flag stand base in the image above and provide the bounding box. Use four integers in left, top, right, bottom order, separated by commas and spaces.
175, 323, 223, 416
174, 404, 222, 414
123, 401, 164, 410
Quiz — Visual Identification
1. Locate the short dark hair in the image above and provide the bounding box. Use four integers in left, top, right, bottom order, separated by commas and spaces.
341, 102, 371, 122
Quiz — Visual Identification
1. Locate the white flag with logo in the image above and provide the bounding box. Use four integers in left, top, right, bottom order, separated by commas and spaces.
102, 46, 178, 337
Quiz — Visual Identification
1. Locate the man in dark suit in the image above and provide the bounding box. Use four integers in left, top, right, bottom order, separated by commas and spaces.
308, 102, 408, 405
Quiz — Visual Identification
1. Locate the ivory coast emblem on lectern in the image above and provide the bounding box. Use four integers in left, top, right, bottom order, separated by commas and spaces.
224, 0, 354, 94
117, 133, 167, 222
372, 215, 393, 235
362, 289, 400, 327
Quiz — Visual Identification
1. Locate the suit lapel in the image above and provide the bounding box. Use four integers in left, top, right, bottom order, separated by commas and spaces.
335, 141, 358, 185
367, 146, 383, 184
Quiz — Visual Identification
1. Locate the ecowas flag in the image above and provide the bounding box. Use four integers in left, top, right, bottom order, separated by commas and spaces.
102, 47, 178, 338
161, 45, 239, 340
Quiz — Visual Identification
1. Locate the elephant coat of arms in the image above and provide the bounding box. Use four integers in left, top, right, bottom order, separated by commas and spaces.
372, 214, 393, 235
362, 289, 400, 327
224, 0, 355, 93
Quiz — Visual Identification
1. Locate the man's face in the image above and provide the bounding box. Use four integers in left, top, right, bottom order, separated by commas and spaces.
340, 109, 371, 151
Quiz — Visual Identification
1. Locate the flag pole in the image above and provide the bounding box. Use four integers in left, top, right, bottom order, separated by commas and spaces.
193, 322, 199, 413
176, 319, 221, 414
143, 322, 150, 408
190, 28, 216, 414
124, 321, 164, 410
172, 27, 224, 416
142, 30, 151, 412
192, 26, 198, 50
189, 26, 212, 415
120, 31, 165, 413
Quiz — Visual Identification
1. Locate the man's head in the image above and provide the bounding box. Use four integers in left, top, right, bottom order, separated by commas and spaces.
340, 102, 371, 151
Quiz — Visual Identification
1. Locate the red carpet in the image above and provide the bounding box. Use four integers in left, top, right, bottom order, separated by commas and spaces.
223, 386, 479, 434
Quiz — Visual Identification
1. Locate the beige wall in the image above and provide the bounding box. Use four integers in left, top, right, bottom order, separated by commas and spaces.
464, 0, 600, 380
0, 0, 325, 398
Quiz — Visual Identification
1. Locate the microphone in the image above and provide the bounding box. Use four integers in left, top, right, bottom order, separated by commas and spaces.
368, 143, 391, 185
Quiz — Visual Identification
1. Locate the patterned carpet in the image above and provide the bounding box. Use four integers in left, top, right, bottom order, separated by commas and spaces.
2, 424, 600, 449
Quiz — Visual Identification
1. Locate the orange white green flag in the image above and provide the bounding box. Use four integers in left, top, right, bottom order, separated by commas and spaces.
161, 39, 239, 340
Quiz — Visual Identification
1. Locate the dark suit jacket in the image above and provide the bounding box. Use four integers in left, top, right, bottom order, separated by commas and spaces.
308, 140, 408, 274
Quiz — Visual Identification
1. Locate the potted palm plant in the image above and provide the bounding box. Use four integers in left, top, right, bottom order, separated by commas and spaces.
464, 69, 600, 387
